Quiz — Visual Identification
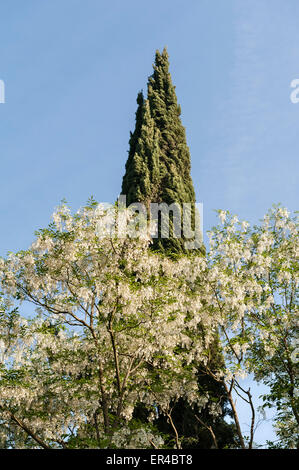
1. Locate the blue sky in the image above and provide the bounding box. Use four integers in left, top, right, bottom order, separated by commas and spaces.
0, 0, 298, 446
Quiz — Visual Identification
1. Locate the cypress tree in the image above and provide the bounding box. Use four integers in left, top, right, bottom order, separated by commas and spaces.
122, 93, 160, 212
121, 48, 236, 448
122, 48, 203, 254
147, 48, 195, 210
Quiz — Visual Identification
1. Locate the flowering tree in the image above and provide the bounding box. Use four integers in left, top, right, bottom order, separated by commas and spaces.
0, 202, 213, 449
0, 202, 297, 448
204, 206, 299, 448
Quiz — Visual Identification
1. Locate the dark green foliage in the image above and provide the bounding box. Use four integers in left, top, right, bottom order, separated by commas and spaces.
147, 48, 195, 208
121, 48, 236, 448
122, 93, 160, 210
154, 336, 238, 449
121, 48, 203, 255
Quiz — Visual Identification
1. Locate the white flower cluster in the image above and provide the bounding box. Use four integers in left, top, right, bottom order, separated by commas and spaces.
0, 203, 297, 448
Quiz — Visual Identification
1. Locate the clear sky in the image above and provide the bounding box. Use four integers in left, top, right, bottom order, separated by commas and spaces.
0, 0, 298, 447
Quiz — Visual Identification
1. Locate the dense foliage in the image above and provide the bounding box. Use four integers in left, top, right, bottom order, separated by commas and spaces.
121, 48, 202, 254
0, 203, 297, 448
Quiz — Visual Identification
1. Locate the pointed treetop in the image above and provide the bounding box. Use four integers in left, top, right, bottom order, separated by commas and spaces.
121, 93, 160, 208
121, 48, 204, 254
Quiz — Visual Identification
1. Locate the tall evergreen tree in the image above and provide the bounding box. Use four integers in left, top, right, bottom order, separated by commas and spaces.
147, 48, 195, 208
122, 48, 202, 254
122, 93, 160, 212
121, 48, 236, 448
